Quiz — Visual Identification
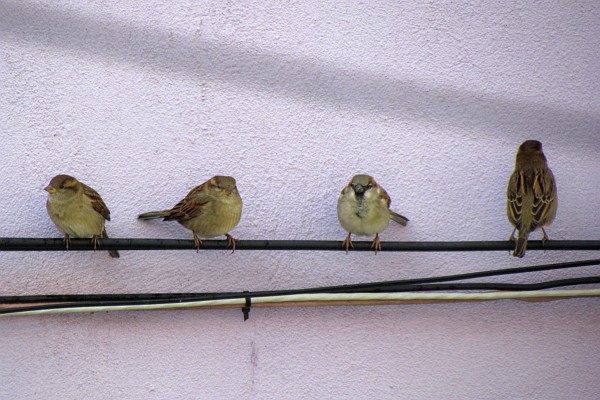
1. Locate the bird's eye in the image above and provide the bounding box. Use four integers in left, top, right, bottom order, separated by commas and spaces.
59, 185, 64, 189
216, 185, 222, 189
367, 184, 373, 189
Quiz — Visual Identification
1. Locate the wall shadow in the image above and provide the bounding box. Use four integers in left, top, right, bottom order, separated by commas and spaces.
1, 1, 598, 148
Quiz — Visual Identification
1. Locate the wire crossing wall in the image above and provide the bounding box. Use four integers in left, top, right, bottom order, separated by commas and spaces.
2, 238, 600, 252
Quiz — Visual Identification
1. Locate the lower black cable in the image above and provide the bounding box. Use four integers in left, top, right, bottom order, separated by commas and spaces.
2, 275, 600, 315
2, 258, 600, 305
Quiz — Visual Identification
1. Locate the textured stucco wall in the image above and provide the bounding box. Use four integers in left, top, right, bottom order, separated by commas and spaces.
1, 1, 600, 399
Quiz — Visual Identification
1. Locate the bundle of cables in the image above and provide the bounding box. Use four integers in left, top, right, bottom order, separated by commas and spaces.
2, 257, 600, 319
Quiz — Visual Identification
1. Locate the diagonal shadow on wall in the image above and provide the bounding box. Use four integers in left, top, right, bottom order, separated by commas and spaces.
1, 0, 598, 148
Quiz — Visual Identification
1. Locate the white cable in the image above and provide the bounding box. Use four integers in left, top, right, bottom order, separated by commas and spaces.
3, 289, 600, 317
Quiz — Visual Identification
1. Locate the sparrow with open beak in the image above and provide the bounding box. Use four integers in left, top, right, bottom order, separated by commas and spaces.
337, 174, 408, 254
138, 175, 242, 252
45, 174, 120, 258
507, 140, 557, 258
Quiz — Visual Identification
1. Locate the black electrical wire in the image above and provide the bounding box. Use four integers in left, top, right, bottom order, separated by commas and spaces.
2, 275, 600, 315
2, 249, 600, 315
3, 258, 600, 305
2, 237, 600, 252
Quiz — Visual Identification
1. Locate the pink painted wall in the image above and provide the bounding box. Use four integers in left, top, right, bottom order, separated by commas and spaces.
1, 1, 600, 398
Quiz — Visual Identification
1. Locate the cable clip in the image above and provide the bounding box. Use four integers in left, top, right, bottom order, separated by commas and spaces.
242, 292, 251, 321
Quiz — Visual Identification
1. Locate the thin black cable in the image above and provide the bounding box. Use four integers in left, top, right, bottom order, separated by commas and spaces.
2, 237, 600, 252
3, 258, 600, 304
2, 275, 600, 315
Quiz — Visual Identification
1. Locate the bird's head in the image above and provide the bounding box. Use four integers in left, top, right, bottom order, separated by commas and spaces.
348, 174, 377, 197
209, 175, 238, 196
44, 174, 81, 198
516, 140, 547, 165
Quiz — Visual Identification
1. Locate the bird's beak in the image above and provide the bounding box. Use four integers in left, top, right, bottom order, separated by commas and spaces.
352, 184, 365, 195
44, 185, 56, 193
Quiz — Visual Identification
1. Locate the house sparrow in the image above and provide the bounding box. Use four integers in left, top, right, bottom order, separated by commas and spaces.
45, 175, 120, 258
138, 175, 242, 252
337, 174, 408, 254
507, 140, 557, 258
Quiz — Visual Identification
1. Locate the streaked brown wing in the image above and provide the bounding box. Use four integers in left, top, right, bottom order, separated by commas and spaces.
379, 186, 392, 208
164, 183, 210, 222
531, 168, 557, 225
82, 183, 111, 221
507, 170, 523, 228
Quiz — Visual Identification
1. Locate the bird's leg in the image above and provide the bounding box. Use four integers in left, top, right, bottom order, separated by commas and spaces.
541, 228, 550, 248
91, 235, 101, 250
225, 233, 237, 254
541, 227, 550, 242
63, 233, 71, 250
508, 228, 518, 255
193, 232, 202, 252
371, 233, 382, 255
342, 233, 354, 254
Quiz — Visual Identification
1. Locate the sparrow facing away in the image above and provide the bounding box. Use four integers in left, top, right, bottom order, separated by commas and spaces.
138, 175, 243, 252
337, 174, 409, 254
45, 174, 120, 258
507, 140, 557, 258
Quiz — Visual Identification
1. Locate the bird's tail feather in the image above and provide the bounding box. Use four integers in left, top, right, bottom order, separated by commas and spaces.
513, 231, 529, 258
102, 228, 120, 258
138, 210, 169, 220
390, 210, 409, 226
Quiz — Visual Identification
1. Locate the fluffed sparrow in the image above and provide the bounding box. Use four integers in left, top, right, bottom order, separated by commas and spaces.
507, 140, 557, 258
45, 174, 120, 258
138, 175, 242, 252
337, 174, 408, 253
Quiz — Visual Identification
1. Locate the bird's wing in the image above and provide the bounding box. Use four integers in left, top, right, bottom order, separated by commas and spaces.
82, 183, 111, 221
164, 183, 211, 222
531, 168, 557, 226
507, 170, 523, 229
379, 186, 392, 208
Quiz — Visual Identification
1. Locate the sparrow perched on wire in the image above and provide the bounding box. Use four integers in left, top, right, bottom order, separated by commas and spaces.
138, 175, 242, 252
507, 140, 557, 258
337, 174, 408, 254
45, 175, 120, 258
